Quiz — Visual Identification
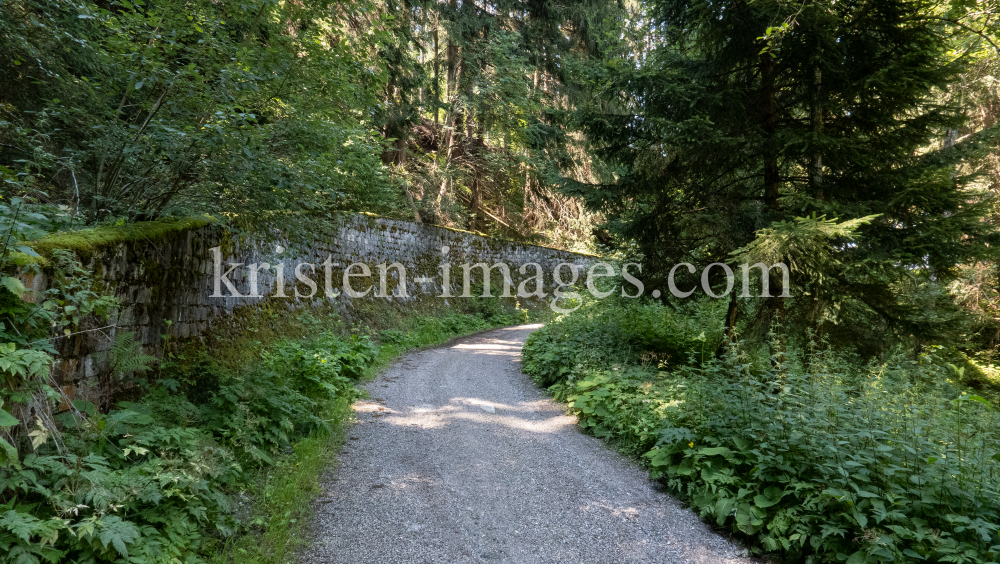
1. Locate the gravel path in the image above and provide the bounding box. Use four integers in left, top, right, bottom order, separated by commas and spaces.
303, 324, 753, 564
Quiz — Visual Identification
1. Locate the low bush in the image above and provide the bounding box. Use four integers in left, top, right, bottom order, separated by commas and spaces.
523, 298, 725, 388
522, 299, 1000, 563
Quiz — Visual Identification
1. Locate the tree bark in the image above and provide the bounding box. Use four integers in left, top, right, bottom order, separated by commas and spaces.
446, 0, 458, 103
433, 19, 440, 126
437, 15, 462, 205
760, 53, 780, 211
811, 65, 824, 200
715, 291, 739, 359
397, 139, 422, 224
469, 173, 481, 231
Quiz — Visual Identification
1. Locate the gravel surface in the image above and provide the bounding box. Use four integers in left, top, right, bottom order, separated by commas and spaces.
303, 324, 754, 564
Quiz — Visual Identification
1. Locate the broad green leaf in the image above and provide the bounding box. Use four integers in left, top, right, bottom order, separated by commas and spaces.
715, 497, 736, 525
845, 550, 868, 564
1, 276, 25, 296
0, 436, 17, 465
966, 395, 994, 409
754, 494, 780, 509
697, 446, 733, 458
0, 407, 18, 428
14, 245, 39, 257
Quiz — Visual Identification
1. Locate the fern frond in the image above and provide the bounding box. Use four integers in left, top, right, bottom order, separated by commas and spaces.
103, 331, 157, 380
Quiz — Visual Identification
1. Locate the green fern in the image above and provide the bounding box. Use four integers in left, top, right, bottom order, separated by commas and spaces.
103, 331, 157, 381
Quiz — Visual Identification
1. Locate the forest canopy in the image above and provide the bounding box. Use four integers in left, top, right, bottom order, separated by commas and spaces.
0, 0, 607, 248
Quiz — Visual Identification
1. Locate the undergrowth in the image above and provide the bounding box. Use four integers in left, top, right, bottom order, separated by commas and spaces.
522, 298, 1000, 564
1, 329, 374, 564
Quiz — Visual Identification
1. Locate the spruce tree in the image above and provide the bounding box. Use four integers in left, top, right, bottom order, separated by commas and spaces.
570, 0, 1000, 351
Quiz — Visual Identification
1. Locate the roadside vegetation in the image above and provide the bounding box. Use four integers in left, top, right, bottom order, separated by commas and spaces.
524, 295, 1000, 563
0, 204, 538, 564
521, 3, 1000, 557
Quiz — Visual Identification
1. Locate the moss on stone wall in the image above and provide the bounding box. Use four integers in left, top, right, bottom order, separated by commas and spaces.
28, 216, 215, 263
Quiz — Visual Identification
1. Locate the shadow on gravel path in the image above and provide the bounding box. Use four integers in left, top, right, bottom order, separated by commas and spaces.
302, 325, 754, 564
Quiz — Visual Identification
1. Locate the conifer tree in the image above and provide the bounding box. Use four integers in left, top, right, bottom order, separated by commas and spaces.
570, 0, 1000, 349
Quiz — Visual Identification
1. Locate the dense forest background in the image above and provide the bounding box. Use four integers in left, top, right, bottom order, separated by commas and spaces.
0, 0, 610, 251
4, 0, 1000, 359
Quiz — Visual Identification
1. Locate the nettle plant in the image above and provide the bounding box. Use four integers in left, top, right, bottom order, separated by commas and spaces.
644, 343, 1000, 563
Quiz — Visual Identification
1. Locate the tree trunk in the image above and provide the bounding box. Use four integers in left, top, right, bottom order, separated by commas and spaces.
811, 65, 824, 200
397, 139, 422, 224
433, 20, 440, 126
760, 53, 780, 211
437, 18, 462, 204
469, 173, 481, 231
715, 291, 739, 359
446, 0, 458, 103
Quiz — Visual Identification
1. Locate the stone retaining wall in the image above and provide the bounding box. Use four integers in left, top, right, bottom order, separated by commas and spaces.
26, 214, 592, 399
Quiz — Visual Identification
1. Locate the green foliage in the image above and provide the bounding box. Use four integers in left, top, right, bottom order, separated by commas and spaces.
0, 344, 50, 384
0, 331, 375, 564
732, 214, 879, 288
0, 0, 395, 228
377, 312, 495, 350
0, 196, 77, 260
0, 197, 106, 355
523, 297, 725, 388
0, 0, 611, 248
568, 0, 1000, 347
43, 249, 118, 334
0, 399, 20, 465
524, 298, 1000, 563
0, 208, 119, 472
366, 0, 611, 249
102, 331, 157, 384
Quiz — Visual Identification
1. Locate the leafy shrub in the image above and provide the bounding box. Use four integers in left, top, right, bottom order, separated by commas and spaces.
379, 329, 411, 347
381, 310, 525, 350
522, 297, 724, 388
523, 299, 1000, 563
394, 313, 493, 347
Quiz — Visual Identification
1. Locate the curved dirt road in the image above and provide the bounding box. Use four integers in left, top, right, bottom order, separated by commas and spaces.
303, 325, 753, 564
